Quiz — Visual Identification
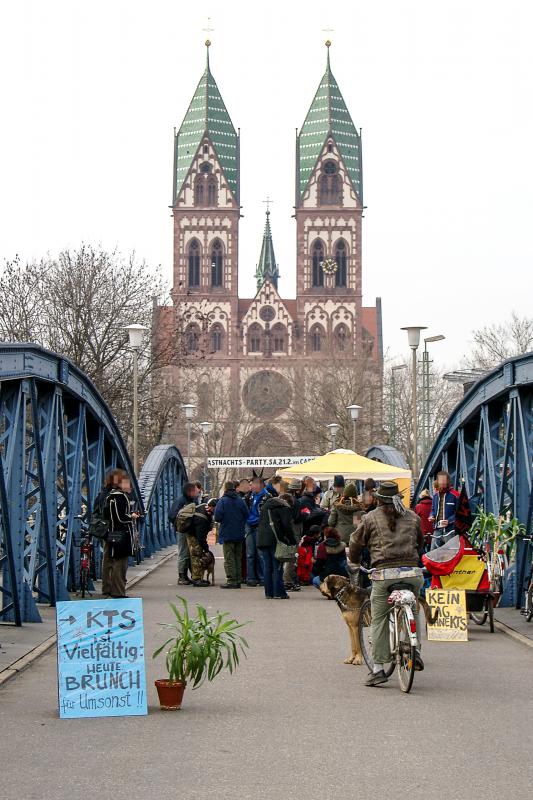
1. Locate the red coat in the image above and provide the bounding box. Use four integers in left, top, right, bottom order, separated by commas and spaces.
415, 496, 433, 540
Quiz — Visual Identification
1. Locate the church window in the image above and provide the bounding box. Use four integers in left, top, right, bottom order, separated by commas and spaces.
248, 323, 262, 353
200, 162, 212, 173
210, 324, 224, 353
327, 143, 333, 153
309, 324, 323, 353
334, 239, 347, 287
194, 174, 204, 206
319, 160, 341, 206
207, 176, 218, 206
203, 144, 209, 154
334, 324, 348, 351
188, 239, 201, 286
211, 239, 224, 287
311, 239, 325, 287
185, 324, 200, 353
272, 323, 286, 353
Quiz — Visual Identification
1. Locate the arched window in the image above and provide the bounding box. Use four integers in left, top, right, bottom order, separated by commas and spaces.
195, 164, 218, 207
207, 176, 218, 206
309, 324, 324, 353
248, 323, 262, 353
319, 160, 341, 206
185, 323, 200, 353
188, 239, 200, 287
272, 323, 287, 353
334, 239, 347, 287
311, 239, 324, 287
210, 324, 224, 353
211, 239, 224, 287
334, 324, 348, 352
194, 174, 204, 206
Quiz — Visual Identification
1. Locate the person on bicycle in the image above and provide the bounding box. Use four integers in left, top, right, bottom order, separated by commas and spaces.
348, 481, 424, 687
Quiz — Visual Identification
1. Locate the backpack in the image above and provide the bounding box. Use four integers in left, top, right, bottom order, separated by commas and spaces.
175, 502, 196, 533
297, 544, 314, 583
88, 490, 110, 540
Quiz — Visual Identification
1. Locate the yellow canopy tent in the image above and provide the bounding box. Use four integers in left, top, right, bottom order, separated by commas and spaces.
277, 449, 412, 501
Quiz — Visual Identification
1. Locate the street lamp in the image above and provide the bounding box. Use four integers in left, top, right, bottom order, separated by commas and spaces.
421, 334, 445, 463
389, 364, 408, 447
199, 421, 212, 495
326, 422, 340, 450
346, 404, 362, 451
124, 323, 148, 477
181, 403, 197, 477
400, 326, 427, 478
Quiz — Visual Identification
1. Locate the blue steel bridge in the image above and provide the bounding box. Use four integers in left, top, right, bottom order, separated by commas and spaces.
0, 344, 532, 625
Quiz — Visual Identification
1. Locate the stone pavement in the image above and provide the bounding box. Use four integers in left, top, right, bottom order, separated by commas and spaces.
495, 606, 533, 645
0, 554, 532, 800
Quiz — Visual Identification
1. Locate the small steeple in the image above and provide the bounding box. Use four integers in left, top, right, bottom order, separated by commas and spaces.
255, 209, 279, 290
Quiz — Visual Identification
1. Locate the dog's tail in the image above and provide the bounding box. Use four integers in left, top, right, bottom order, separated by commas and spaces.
419, 596, 439, 625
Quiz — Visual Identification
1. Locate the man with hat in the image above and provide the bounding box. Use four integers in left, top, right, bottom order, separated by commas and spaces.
349, 481, 424, 687
321, 475, 345, 510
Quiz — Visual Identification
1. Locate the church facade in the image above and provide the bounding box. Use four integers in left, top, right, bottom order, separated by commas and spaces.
155, 42, 383, 476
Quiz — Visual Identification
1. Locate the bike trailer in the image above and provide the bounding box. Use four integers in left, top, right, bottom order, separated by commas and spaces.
423, 535, 490, 595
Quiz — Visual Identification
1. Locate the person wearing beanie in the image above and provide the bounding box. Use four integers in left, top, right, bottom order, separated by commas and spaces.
328, 483, 362, 545
321, 475, 345, 510
415, 489, 434, 548
311, 527, 348, 587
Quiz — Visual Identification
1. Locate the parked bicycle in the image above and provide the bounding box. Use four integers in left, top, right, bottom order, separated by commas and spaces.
357, 566, 421, 694
75, 514, 94, 599
521, 537, 533, 622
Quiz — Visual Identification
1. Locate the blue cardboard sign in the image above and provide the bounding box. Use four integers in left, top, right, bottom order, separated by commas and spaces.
56, 598, 148, 719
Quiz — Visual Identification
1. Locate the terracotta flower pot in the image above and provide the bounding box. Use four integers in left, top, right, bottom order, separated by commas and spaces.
155, 679, 186, 710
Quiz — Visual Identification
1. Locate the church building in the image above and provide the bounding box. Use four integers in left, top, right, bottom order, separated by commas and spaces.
155, 41, 383, 474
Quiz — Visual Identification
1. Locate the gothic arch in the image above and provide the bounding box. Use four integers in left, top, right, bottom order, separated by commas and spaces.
247, 322, 263, 353
194, 164, 218, 208
334, 323, 349, 352
311, 238, 325, 287
334, 238, 348, 287
319, 160, 342, 206
209, 323, 225, 354
210, 238, 224, 287
308, 323, 326, 354
188, 238, 201, 287
271, 322, 287, 353
184, 322, 201, 353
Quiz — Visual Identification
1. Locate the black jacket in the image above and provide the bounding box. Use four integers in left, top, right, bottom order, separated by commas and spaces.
190, 504, 213, 551
295, 492, 328, 534
312, 538, 348, 580
257, 497, 297, 548
106, 490, 134, 559
168, 492, 197, 526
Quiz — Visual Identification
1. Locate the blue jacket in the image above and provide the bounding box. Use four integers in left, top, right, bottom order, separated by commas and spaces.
168, 492, 198, 526
430, 489, 460, 529
214, 490, 249, 543
247, 488, 268, 526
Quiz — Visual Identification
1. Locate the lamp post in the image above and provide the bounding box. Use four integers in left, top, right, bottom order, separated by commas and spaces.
181, 403, 197, 477
199, 421, 212, 494
346, 404, 362, 451
389, 364, 408, 446
421, 334, 445, 463
400, 326, 427, 478
326, 422, 340, 451
124, 323, 148, 477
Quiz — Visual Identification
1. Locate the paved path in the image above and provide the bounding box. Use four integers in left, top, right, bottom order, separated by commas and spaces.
0, 557, 532, 800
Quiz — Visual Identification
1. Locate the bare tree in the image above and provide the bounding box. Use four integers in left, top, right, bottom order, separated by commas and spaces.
465, 312, 533, 370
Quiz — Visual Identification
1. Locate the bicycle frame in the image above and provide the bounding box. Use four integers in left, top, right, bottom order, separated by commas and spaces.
388, 590, 418, 658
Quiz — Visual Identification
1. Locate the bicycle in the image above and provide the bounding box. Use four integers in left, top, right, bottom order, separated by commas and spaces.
521, 537, 533, 622
357, 567, 420, 694
76, 514, 94, 599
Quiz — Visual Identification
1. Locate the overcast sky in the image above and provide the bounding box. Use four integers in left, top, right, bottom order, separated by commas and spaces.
1, 0, 531, 366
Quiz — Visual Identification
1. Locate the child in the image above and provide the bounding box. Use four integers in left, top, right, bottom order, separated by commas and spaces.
296, 525, 321, 585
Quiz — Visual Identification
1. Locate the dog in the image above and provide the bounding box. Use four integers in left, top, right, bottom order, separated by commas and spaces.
320, 575, 369, 665
200, 550, 215, 585
320, 575, 439, 666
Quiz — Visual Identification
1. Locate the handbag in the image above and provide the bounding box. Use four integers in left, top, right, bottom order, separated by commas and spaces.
268, 511, 298, 562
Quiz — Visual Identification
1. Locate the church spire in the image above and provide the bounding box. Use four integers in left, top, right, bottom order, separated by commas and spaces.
296, 41, 363, 203
174, 41, 239, 202
255, 209, 279, 290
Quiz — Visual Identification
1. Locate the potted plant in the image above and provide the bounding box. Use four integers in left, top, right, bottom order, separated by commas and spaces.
153, 597, 249, 710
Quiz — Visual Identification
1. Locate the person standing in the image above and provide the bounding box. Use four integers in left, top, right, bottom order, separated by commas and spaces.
428, 471, 460, 548
257, 493, 296, 599
327, 483, 362, 545
415, 489, 434, 549
265, 475, 283, 498
102, 469, 140, 598
245, 476, 268, 586
168, 481, 200, 585
321, 475, 345, 510
349, 481, 424, 687
187, 499, 217, 587
214, 482, 249, 589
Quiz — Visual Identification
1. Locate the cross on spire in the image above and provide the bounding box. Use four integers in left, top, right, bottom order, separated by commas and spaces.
262, 196, 274, 214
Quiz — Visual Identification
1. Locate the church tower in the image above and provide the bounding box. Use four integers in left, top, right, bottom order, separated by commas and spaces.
255, 209, 279, 291
295, 42, 364, 357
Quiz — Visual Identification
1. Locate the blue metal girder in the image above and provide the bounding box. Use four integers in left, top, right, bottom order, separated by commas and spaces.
416, 351, 533, 608
138, 444, 186, 556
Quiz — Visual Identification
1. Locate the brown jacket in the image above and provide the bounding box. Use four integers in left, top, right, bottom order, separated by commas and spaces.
349, 507, 423, 570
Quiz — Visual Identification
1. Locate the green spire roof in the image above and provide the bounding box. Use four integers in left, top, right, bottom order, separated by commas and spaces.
255, 210, 279, 290
297, 43, 362, 202
174, 43, 238, 200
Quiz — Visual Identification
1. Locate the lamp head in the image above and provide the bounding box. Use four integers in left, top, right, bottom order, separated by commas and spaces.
326, 422, 340, 437
424, 334, 446, 344
200, 421, 212, 435
401, 326, 427, 349
125, 323, 149, 349
181, 403, 197, 421
346, 404, 362, 421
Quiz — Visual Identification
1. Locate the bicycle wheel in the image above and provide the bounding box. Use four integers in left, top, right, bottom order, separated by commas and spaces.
396, 608, 416, 694
471, 601, 488, 626
487, 595, 495, 633
526, 585, 533, 623
358, 599, 396, 677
